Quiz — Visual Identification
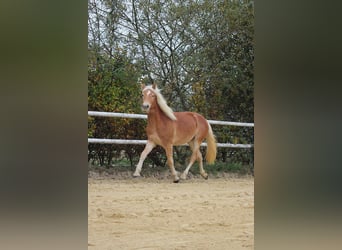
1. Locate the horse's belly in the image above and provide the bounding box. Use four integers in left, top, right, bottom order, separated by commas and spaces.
172, 116, 198, 145
172, 133, 195, 145
149, 131, 191, 146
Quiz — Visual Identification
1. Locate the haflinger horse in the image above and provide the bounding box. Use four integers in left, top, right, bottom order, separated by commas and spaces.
133, 83, 217, 183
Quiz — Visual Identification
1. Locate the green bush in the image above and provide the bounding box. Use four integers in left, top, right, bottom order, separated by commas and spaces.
88, 0, 254, 173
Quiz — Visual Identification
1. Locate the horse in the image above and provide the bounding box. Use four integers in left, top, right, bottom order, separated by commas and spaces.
133, 83, 217, 183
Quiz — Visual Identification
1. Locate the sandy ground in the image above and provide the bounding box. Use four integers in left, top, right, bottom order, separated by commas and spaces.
88, 176, 254, 250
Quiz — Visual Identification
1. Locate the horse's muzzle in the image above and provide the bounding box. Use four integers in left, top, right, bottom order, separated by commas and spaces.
141, 104, 150, 112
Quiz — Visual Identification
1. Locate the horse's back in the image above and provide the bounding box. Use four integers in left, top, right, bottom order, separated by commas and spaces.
173, 112, 209, 145
175, 112, 208, 127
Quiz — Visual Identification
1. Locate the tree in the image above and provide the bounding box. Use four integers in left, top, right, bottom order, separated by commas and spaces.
88, 0, 254, 170
88, 48, 145, 166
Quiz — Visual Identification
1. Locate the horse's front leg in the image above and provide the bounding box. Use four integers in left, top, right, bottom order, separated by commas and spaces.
165, 144, 180, 183
133, 141, 155, 177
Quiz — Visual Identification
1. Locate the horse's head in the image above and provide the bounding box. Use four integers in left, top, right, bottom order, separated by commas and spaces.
140, 83, 177, 120
141, 83, 157, 113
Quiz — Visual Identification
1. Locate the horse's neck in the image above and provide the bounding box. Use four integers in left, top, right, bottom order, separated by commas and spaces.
147, 104, 169, 129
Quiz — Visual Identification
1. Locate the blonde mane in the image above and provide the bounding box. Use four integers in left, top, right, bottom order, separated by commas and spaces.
143, 85, 177, 121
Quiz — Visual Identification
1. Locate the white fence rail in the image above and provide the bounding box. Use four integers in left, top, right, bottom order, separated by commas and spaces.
88, 111, 254, 127
88, 111, 254, 148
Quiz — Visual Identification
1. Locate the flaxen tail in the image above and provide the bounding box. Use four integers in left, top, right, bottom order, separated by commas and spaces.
206, 122, 217, 164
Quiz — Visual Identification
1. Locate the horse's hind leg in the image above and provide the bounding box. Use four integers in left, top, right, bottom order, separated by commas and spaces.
180, 141, 198, 180
197, 150, 208, 179
181, 141, 208, 180
133, 140, 155, 177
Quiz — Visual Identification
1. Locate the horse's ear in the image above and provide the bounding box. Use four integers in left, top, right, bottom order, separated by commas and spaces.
152, 83, 157, 89
141, 83, 146, 90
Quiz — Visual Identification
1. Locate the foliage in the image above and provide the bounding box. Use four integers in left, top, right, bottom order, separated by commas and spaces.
88, 48, 145, 166
88, 0, 254, 172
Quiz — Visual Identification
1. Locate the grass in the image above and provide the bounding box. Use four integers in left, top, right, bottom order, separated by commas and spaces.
89, 158, 254, 177
185, 162, 252, 176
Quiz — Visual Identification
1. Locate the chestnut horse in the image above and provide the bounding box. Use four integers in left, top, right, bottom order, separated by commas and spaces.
133, 83, 217, 182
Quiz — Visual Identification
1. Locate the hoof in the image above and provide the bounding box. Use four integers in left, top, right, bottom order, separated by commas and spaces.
132, 173, 141, 178
201, 173, 208, 180
180, 173, 187, 180
173, 172, 180, 183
